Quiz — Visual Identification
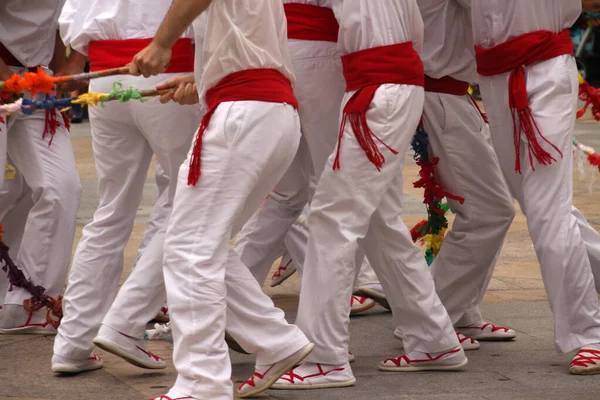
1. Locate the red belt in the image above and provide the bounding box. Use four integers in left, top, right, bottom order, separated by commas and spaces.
0, 42, 37, 72
88, 38, 194, 73
284, 3, 339, 42
424, 75, 487, 122
187, 69, 298, 186
334, 42, 424, 171
475, 30, 573, 173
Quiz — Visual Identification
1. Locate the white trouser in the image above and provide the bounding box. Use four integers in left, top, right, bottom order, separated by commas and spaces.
1, 103, 81, 305
133, 163, 170, 268
235, 40, 344, 284
423, 93, 515, 325
54, 74, 200, 359
479, 55, 600, 352
163, 101, 309, 400
297, 84, 459, 365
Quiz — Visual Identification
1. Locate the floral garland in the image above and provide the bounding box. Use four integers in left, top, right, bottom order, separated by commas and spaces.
410, 124, 464, 265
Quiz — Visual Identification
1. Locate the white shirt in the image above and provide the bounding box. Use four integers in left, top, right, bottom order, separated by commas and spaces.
0, 0, 65, 68
418, 0, 476, 83
333, 0, 424, 55
472, 0, 581, 47
195, 0, 295, 105
59, 0, 194, 56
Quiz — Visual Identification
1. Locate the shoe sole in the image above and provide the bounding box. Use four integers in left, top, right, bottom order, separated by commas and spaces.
461, 333, 516, 341
93, 338, 166, 370
270, 269, 297, 287
238, 343, 315, 398
52, 363, 104, 375
226, 332, 250, 355
0, 327, 56, 335
570, 366, 600, 375
270, 378, 357, 390
151, 315, 170, 323
354, 287, 391, 310
350, 301, 376, 315
378, 357, 468, 372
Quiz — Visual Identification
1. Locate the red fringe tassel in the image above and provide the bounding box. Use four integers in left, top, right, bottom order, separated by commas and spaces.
508, 67, 562, 173
577, 80, 600, 121
187, 108, 216, 186
43, 110, 60, 146
334, 111, 398, 171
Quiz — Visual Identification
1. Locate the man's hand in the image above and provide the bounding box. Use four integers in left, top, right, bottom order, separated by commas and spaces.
129, 41, 172, 78
156, 74, 199, 105
583, 0, 600, 12
0, 61, 12, 82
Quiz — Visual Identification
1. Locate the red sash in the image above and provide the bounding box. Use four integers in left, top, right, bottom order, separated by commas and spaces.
284, 3, 339, 42
335, 42, 424, 171
187, 69, 298, 186
88, 38, 194, 73
475, 30, 574, 173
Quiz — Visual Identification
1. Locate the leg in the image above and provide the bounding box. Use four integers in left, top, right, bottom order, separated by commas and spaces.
54, 86, 153, 359
425, 93, 515, 325
163, 101, 305, 400
572, 206, 600, 292
235, 136, 311, 284
479, 55, 600, 353
4, 111, 81, 306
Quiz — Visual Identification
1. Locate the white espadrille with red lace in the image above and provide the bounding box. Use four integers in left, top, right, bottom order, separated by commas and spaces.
570, 347, 600, 375
457, 322, 516, 341
238, 342, 315, 397
456, 332, 480, 351
355, 283, 390, 310
93, 324, 166, 369
271, 362, 356, 390
350, 295, 375, 314
270, 253, 298, 287
150, 389, 196, 400
0, 304, 57, 335
378, 347, 468, 372
52, 353, 104, 374
394, 329, 479, 351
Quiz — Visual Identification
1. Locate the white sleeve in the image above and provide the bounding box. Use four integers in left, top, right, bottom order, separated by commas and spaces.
59, 0, 91, 55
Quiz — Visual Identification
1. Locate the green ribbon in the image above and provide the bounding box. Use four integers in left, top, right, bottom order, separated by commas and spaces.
105, 81, 148, 104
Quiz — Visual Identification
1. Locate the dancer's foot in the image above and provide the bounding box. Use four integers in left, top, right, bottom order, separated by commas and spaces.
379, 347, 468, 372
271, 362, 356, 390
350, 296, 376, 314
270, 253, 297, 287
51, 353, 103, 374
0, 304, 56, 335
457, 322, 516, 341
238, 342, 315, 397
93, 325, 166, 369
355, 283, 390, 310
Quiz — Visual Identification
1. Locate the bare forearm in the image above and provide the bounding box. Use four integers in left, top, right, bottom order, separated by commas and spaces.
153, 0, 213, 49
50, 31, 67, 72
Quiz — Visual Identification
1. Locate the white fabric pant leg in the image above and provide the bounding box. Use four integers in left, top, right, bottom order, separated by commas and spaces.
235, 41, 344, 284
572, 206, 600, 292
4, 109, 81, 305
425, 93, 515, 326
132, 163, 170, 269
55, 76, 154, 359
101, 90, 199, 338
164, 101, 308, 400
56, 74, 200, 358
235, 136, 311, 284
297, 84, 458, 365
479, 55, 600, 352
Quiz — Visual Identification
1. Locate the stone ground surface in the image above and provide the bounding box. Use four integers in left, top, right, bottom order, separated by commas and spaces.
2, 114, 600, 399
